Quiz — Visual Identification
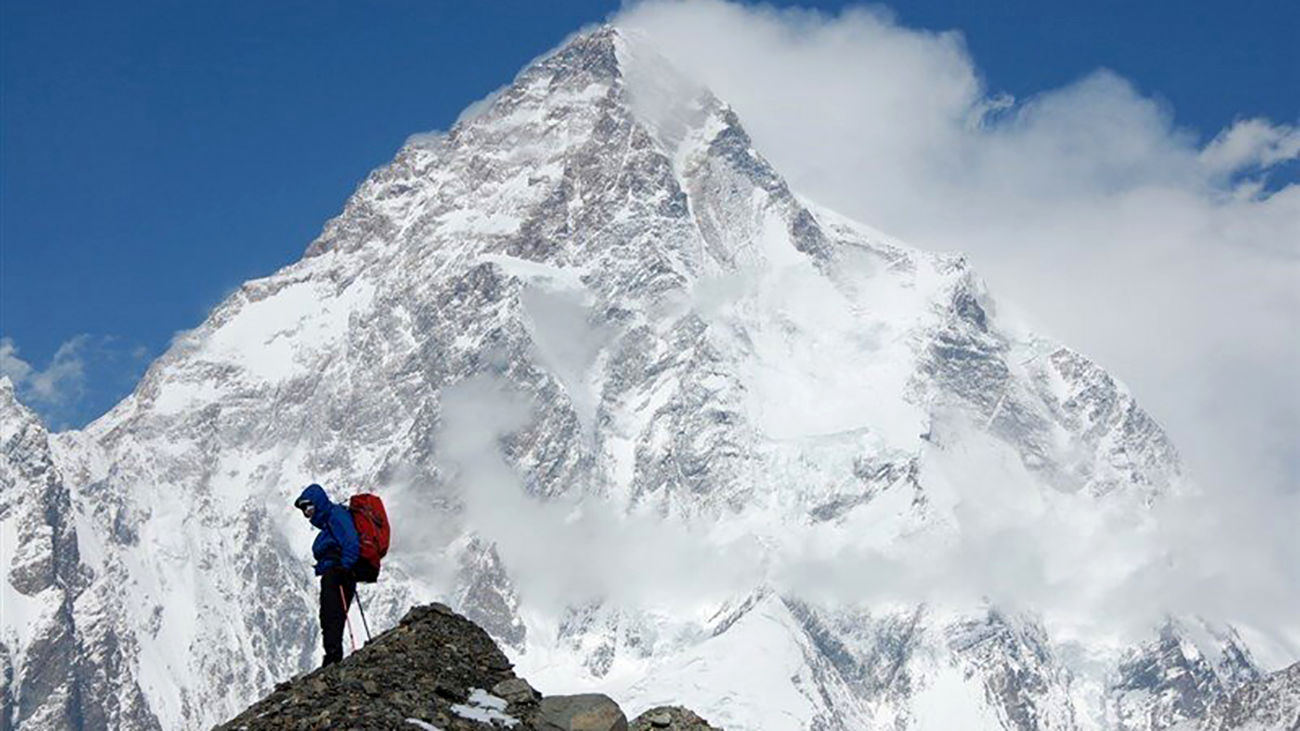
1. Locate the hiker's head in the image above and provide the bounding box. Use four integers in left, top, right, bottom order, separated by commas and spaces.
295, 484, 331, 528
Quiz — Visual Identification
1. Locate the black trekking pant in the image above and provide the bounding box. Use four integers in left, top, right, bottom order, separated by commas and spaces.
320, 568, 357, 666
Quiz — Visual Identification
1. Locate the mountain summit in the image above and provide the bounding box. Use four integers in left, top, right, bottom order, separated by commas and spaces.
1, 26, 1294, 730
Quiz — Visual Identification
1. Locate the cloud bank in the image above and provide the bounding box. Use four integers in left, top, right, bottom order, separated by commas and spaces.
431, 372, 768, 615
434, 370, 1300, 666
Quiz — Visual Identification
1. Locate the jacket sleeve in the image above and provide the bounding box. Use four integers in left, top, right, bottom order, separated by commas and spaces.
329, 507, 361, 571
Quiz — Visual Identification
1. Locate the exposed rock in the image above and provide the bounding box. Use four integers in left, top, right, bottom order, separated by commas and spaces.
494, 678, 541, 705
217, 603, 535, 730
1199, 661, 1300, 730
1112, 621, 1258, 729
217, 603, 661, 731
629, 705, 720, 730
537, 694, 627, 731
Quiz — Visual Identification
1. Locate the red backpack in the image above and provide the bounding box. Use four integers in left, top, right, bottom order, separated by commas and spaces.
348, 494, 389, 583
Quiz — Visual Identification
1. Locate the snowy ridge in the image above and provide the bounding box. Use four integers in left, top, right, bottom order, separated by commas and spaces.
2, 26, 1293, 730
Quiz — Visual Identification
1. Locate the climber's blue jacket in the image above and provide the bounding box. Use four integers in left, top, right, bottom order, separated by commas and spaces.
297, 484, 359, 576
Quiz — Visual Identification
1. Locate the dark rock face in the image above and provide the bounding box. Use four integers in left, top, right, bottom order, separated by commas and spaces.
1112, 623, 1258, 730
1200, 661, 1300, 730
457, 540, 528, 652
217, 603, 703, 731
947, 611, 1072, 730
629, 706, 721, 730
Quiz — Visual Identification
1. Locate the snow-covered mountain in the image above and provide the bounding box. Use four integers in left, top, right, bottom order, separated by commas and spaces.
2, 26, 1295, 730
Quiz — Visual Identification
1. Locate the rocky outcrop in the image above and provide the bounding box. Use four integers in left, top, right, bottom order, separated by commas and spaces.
629, 706, 721, 730
217, 603, 712, 731
537, 695, 627, 731
1199, 661, 1300, 730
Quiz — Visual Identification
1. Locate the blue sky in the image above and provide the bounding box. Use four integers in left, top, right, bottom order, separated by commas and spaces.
1, 0, 1297, 429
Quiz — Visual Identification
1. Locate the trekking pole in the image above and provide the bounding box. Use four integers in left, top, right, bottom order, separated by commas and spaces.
355, 588, 372, 642
339, 586, 357, 653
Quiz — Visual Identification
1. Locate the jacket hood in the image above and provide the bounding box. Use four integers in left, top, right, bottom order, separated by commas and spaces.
297, 484, 334, 529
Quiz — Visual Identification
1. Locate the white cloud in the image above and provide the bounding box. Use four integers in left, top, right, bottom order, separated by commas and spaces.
27, 336, 90, 404
0, 337, 34, 385
431, 373, 764, 614
0, 335, 89, 409
1201, 117, 1300, 177
432, 371, 1300, 662
0, 334, 152, 429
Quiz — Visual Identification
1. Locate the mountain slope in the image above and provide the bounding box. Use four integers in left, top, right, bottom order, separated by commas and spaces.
1, 26, 1289, 730
0, 379, 157, 730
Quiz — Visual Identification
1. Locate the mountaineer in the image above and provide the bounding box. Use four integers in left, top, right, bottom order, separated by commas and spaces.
294, 483, 390, 666
295, 483, 361, 666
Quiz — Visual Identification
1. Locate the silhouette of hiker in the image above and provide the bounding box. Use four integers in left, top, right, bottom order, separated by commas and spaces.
294, 484, 359, 666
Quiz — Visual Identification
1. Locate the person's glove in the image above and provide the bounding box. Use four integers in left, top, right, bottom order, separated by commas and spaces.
328, 565, 353, 582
